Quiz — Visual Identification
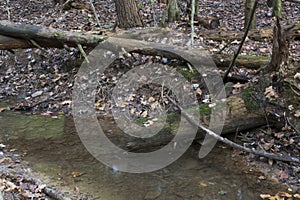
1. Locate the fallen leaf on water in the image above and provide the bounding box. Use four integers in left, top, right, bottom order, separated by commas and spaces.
71, 171, 83, 178
0, 157, 12, 163
197, 182, 208, 187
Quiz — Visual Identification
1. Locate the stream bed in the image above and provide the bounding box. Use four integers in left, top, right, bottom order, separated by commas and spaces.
0, 108, 288, 199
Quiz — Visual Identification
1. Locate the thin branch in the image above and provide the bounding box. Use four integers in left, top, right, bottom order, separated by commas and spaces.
6, 0, 11, 21
191, 0, 195, 46
89, 0, 101, 28
223, 0, 258, 82
285, 0, 300, 3
167, 96, 300, 163
77, 44, 89, 63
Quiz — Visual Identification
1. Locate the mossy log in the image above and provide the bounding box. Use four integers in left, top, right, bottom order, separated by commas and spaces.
72, 35, 270, 152
212, 54, 269, 69
96, 96, 267, 152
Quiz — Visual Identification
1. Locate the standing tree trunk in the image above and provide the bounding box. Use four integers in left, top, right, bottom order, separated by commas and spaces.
114, 0, 143, 28
167, 0, 180, 22
268, 17, 289, 72
186, 0, 199, 21
267, 0, 289, 73
245, 0, 257, 30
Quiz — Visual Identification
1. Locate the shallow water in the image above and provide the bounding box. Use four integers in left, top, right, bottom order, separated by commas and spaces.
0, 109, 286, 200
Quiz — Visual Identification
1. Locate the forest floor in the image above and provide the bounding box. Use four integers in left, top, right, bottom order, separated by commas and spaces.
0, 0, 299, 199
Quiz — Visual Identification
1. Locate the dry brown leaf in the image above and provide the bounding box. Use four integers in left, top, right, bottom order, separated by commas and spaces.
278, 170, 289, 180
264, 86, 278, 99
260, 194, 271, 199
294, 110, 300, 118
264, 139, 274, 150
274, 132, 285, 139
277, 191, 292, 198
71, 171, 82, 178
294, 194, 300, 198
294, 72, 300, 80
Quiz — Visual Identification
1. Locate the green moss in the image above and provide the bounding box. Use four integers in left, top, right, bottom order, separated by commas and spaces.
180, 67, 198, 81
198, 104, 212, 115
238, 55, 269, 60
241, 86, 260, 111
134, 117, 148, 125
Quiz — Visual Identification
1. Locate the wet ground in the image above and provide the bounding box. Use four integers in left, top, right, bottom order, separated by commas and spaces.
0, 106, 289, 199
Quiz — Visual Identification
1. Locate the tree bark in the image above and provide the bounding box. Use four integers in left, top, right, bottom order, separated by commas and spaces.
267, 17, 289, 73
186, 0, 199, 21
167, 0, 180, 22
114, 0, 143, 28
0, 20, 105, 48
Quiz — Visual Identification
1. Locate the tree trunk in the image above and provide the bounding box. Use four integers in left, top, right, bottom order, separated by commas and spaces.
267, 17, 289, 73
245, 0, 257, 30
167, 0, 180, 22
114, 0, 143, 29
186, 0, 199, 21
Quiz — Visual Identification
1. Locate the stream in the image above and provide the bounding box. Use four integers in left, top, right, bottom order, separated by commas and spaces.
0, 102, 287, 199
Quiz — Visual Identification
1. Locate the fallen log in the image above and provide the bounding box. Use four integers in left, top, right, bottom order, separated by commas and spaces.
72, 36, 273, 152
0, 20, 106, 48
0, 21, 269, 69
212, 53, 268, 69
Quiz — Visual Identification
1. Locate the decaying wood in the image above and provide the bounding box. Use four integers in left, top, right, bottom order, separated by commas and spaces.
0, 20, 105, 49
102, 95, 268, 152
72, 36, 272, 152
212, 54, 268, 69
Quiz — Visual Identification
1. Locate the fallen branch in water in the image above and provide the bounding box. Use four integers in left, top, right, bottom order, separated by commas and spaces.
167, 96, 300, 164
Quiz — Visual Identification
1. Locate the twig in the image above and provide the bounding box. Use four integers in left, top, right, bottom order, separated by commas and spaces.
190, 0, 195, 46
223, 0, 258, 82
89, 0, 101, 28
6, 0, 11, 21
62, 0, 72, 9
167, 95, 300, 163
217, 39, 236, 54
285, 0, 300, 3
77, 44, 89, 63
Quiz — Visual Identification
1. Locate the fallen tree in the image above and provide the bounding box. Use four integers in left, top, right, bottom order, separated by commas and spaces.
0, 20, 287, 70
0, 20, 106, 49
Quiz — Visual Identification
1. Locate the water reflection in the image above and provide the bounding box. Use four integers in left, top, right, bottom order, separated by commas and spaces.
0, 111, 285, 199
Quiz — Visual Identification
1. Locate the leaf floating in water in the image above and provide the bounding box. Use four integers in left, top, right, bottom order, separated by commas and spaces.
197, 182, 207, 187
71, 171, 83, 178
